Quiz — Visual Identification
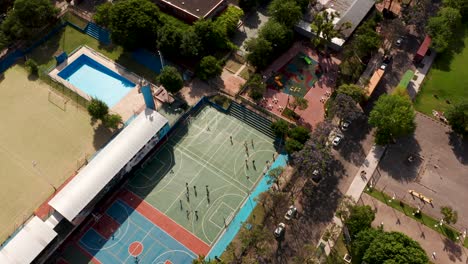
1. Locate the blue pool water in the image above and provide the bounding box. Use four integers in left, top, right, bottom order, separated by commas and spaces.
58, 54, 135, 107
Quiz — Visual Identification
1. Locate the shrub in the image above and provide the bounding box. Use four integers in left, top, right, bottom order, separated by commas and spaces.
158, 66, 184, 93
103, 113, 122, 129
197, 56, 223, 80
87, 98, 109, 120
25, 59, 38, 76
246, 74, 266, 101
282, 107, 300, 120
288, 126, 310, 144
271, 119, 289, 138
285, 138, 303, 154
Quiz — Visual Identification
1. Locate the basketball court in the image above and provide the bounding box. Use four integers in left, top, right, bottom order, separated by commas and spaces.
61, 104, 278, 263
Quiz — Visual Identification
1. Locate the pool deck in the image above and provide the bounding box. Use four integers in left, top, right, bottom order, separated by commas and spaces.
49, 46, 146, 121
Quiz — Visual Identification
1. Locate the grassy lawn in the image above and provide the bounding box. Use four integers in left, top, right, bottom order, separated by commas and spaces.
365, 188, 465, 245
414, 26, 468, 115
28, 25, 157, 82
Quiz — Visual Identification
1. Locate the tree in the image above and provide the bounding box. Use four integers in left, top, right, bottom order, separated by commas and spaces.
238, 223, 274, 254
103, 113, 122, 129
352, 19, 382, 58
352, 228, 382, 263
271, 119, 289, 138
329, 93, 362, 122
290, 96, 309, 111
292, 136, 333, 177
180, 29, 202, 58
362, 232, 428, 264
87, 98, 109, 120
311, 121, 335, 146
267, 166, 284, 185
446, 102, 468, 136
214, 6, 244, 37
196, 56, 223, 81
288, 126, 310, 144
259, 20, 294, 53
285, 138, 303, 154
245, 37, 273, 69
337, 84, 367, 103
1, 0, 58, 40
25, 59, 38, 76
368, 94, 416, 145
93, 2, 112, 27
427, 7, 462, 53
441, 206, 458, 224
192, 255, 218, 264
194, 19, 229, 56
157, 23, 184, 57
158, 66, 184, 93
246, 74, 267, 101
345, 205, 375, 238
103, 0, 161, 49
338, 57, 364, 85
268, 0, 303, 28
310, 10, 352, 50
444, 0, 468, 19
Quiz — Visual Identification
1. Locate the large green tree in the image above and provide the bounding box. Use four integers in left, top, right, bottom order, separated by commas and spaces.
271, 119, 289, 138
337, 84, 367, 103
246, 74, 267, 101
214, 6, 244, 37
194, 19, 229, 56
157, 23, 184, 57
245, 37, 273, 69
259, 20, 294, 53
2, 0, 58, 40
100, 0, 161, 49
87, 98, 109, 120
427, 7, 462, 53
363, 232, 429, 264
158, 66, 184, 93
345, 205, 375, 238
446, 102, 468, 136
329, 93, 362, 122
441, 206, 458, 224
351, 228, 383, 263
196, 56, 223, 80
268, 0, 303, 28
369, 94, 416, 145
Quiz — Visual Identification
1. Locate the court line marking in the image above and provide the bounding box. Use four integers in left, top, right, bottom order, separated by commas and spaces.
208, 202, 236, 230
151, 249, 196, 264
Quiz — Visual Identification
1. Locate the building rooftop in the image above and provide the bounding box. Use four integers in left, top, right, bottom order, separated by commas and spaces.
159, 0, 225, 19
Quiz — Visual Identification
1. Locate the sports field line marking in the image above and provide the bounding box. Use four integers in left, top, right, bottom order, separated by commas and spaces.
123, 225, 154, 263
151, 249, 196, 264
200, 193, 245, 244
208, 202, 236, 230
163, 118, 243, 214
174, 145, 250, 192
141, 159, 166, 181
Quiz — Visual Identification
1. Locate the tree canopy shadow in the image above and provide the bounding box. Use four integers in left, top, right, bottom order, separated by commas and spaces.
448, 131, 468, 164
377, 134, 423, 182
442, 237, 464, 263
431, 25, 467, 72
92, 122, 114, 150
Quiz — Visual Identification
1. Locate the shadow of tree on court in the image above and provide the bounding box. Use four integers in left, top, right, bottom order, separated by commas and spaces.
377, 134, 423, 183
92, 122, 114, 150
442, 237, 464, 262
448, 131, 468, 165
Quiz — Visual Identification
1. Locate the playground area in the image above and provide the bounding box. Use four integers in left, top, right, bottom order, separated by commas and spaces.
60, 104, 279, 263
0, 66, 112, 244
266, 52, 322, 98
259, 42, 340, 128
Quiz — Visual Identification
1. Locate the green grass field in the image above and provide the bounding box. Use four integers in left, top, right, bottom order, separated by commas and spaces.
126, 105, 278, 245
29, 25, 156, 82
415, 28, 468, 115
0, 66, 112, 243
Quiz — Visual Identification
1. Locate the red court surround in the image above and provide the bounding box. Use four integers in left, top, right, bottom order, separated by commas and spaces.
120, 189, 211, 256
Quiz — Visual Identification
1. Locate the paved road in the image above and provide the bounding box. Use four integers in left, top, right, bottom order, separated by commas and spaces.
362, 193, 468, 264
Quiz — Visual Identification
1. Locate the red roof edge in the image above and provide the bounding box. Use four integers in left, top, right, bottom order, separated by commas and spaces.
416, 35, 431, 57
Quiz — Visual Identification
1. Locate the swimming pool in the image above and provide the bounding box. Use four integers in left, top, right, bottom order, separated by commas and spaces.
58, 54, 135, 107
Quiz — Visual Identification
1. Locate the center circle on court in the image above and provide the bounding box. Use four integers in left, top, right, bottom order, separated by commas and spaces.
128, 241, 144, 256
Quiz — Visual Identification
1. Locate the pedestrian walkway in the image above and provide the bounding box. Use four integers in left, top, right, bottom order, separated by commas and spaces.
362, 193, 468, 264
317, 144, 387, 255
407, 51, 437, 99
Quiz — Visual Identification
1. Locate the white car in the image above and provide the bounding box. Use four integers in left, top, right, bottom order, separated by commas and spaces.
396, 37, 403, 47
274, 223, 286, 237
332, 135, 342, 147
341, 120, 350, 131
284, 206, 297, 220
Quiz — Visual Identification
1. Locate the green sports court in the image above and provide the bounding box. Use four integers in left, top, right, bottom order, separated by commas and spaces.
126, 105, 278, 245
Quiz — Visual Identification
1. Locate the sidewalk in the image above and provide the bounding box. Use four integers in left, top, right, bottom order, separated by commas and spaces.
407, 51, 437, 100
362, 193, 468, 264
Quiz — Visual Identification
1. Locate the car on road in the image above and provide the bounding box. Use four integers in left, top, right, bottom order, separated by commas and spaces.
380, 55, 393, 70
332, 135, 343, 147
284, 205, 297, 220
341, 120, 350, 131
274, 223, 286, 237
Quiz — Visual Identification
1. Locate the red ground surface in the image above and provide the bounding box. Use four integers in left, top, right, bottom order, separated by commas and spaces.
120, 189, 211, 256
128, 241, 144, 256
92, 214, 121, 240
165, 261, 173, 264
76, 243, 102, 264
259, 42, 341, 129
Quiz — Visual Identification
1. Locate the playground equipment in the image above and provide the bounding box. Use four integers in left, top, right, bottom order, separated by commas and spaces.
274, 76, 283, 87
302, 56, 312, 65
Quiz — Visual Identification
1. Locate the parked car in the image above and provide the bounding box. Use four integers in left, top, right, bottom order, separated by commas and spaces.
332, 135, 343, 147
274, 223, 286, 237
284, 205, 297, 220
312, 169, 322, 184
380, 55, 393, 70
341, 120, 350, 131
